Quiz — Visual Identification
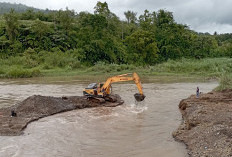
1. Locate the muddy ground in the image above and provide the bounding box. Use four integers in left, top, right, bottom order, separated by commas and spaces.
173, 89, 232, 157
0, 95, 124, 136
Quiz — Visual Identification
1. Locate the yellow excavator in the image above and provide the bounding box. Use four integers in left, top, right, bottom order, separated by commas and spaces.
83, 73, 145, 103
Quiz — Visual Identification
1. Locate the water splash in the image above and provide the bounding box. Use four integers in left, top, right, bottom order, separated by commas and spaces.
125, 101, 148, 114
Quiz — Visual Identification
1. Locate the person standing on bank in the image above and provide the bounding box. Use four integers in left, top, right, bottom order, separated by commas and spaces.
196, 87, 199, 98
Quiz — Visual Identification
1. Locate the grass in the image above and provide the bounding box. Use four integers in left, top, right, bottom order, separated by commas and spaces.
0, 53, 232, 84
151, 58, 232, 77
0, 65, 41, 78
6, 67, 41, 78
214, 73, 232, 91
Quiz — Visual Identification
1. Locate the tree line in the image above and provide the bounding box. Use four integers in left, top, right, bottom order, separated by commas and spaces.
0, 1, 232, 66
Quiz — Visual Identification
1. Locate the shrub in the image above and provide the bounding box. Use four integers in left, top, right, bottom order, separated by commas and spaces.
69, 60, 82, 69
6, 67, 41, 78
215, 73, 232, 91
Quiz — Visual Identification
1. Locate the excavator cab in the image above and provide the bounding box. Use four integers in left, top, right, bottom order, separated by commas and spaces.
87, 83, 98, 89
83, 83, 99, 96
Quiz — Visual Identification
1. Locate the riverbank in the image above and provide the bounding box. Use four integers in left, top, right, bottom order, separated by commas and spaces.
0, 57, 232, 80
0, 95, 123, 136
173, 89, 232, 157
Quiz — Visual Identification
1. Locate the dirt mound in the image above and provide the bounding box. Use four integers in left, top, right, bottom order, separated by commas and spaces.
173, 90, 232, 157
0, 95, 124, 136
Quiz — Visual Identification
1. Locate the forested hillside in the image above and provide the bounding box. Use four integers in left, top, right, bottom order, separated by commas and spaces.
0, 1, 232, 67
0, 2, 48, 14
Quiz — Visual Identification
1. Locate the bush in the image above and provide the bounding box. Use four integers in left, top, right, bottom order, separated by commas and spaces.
0, 68, 5, 77
215, 73, 232, 91
87, 62, 137, 73
69, 60, 82, 69
152, 58, 232, 75
0, 68, 5, 74
42, 64, 52, 70
31, 68, 41, 77
1, 56, 27, 66
40, 51, 81, 68
6, 67, 41, 78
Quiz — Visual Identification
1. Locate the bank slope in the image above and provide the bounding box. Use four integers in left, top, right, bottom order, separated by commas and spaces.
173, 90, 232, 157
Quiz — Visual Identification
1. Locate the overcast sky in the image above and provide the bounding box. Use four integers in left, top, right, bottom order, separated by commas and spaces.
1, 0, 232, 34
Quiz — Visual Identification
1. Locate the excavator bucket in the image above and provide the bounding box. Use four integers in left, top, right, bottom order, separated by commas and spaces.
134, 93, 146, 101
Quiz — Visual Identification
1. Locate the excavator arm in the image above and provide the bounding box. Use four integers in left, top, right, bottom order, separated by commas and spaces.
100, 73, 145, 101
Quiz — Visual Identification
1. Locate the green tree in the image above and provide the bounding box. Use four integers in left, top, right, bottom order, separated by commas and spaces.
0, 35, 9, 52
4, 9, 19, 42
32, 20, 51, 40
94, 1, 110, 17
192, 34, 218, 58
76, 12, 125, 64
31, 19, 52, 50
125, 29, 159, 65
216, 41, 232, 57
139, 10, 157, 31
55, 8, 75, 31
21, 9, 36, 20
124, 11, 137, 24
157, 9, 174, 27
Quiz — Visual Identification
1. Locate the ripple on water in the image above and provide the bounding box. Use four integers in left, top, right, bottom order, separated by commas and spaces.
0, 80, 218, 157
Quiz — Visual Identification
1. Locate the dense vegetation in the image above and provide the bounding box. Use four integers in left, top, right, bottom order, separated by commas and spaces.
0, 1, 232, 86
1, 2, 232, 64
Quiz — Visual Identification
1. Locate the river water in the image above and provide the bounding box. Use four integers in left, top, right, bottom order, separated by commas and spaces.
0, 77, 218, 157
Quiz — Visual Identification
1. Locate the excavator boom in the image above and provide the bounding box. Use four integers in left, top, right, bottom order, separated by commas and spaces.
100, 73, 145, 101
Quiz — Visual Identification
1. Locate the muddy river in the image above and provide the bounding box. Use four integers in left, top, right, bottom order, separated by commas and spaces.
0, 77, 218, 157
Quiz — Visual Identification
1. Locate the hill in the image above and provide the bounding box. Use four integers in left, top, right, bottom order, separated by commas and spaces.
0, 2, 49, 14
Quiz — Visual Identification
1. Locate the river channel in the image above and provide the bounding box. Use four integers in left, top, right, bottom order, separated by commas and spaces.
0, 77, 218, 157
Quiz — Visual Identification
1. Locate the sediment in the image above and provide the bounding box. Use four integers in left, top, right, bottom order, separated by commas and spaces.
0, 95, 124, 136
173, 89, 232, 157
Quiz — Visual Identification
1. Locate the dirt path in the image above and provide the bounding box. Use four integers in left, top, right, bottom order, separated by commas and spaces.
173, 89, 232, 157
0, 95, 123, 136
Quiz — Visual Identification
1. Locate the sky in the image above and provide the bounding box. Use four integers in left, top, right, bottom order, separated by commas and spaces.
1, 0, 232, 34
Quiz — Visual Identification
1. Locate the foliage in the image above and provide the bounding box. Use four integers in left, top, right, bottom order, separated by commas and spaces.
215, 73, 232, 91
94, 1, 110, 17
4, 9, 19, 42
125, 29, 159, 65
152, 58, 232, 75
55, 8, 75, 31
6, 67, 41, 78
124, 11, 137, 24
0, 2, 231, 69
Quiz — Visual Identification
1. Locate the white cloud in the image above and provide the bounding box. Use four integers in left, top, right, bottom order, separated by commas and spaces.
194, 23, 232, 34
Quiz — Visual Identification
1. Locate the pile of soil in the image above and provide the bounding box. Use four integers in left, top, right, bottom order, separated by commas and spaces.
0, 95, 124, 136
173, 89, 232, 157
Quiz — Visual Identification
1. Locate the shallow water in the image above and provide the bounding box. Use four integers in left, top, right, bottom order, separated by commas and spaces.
0, 78, 218, 157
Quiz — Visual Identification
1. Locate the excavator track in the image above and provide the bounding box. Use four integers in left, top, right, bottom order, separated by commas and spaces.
104, 95, 118, 102
87, 97, 106, 104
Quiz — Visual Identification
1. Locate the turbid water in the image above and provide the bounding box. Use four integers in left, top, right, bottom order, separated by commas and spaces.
0, 77, 218, 157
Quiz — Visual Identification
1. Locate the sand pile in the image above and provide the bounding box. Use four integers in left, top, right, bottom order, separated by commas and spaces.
0, 95, 123, 136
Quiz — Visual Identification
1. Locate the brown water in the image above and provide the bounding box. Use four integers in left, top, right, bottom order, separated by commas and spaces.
0, 77, 218, 157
